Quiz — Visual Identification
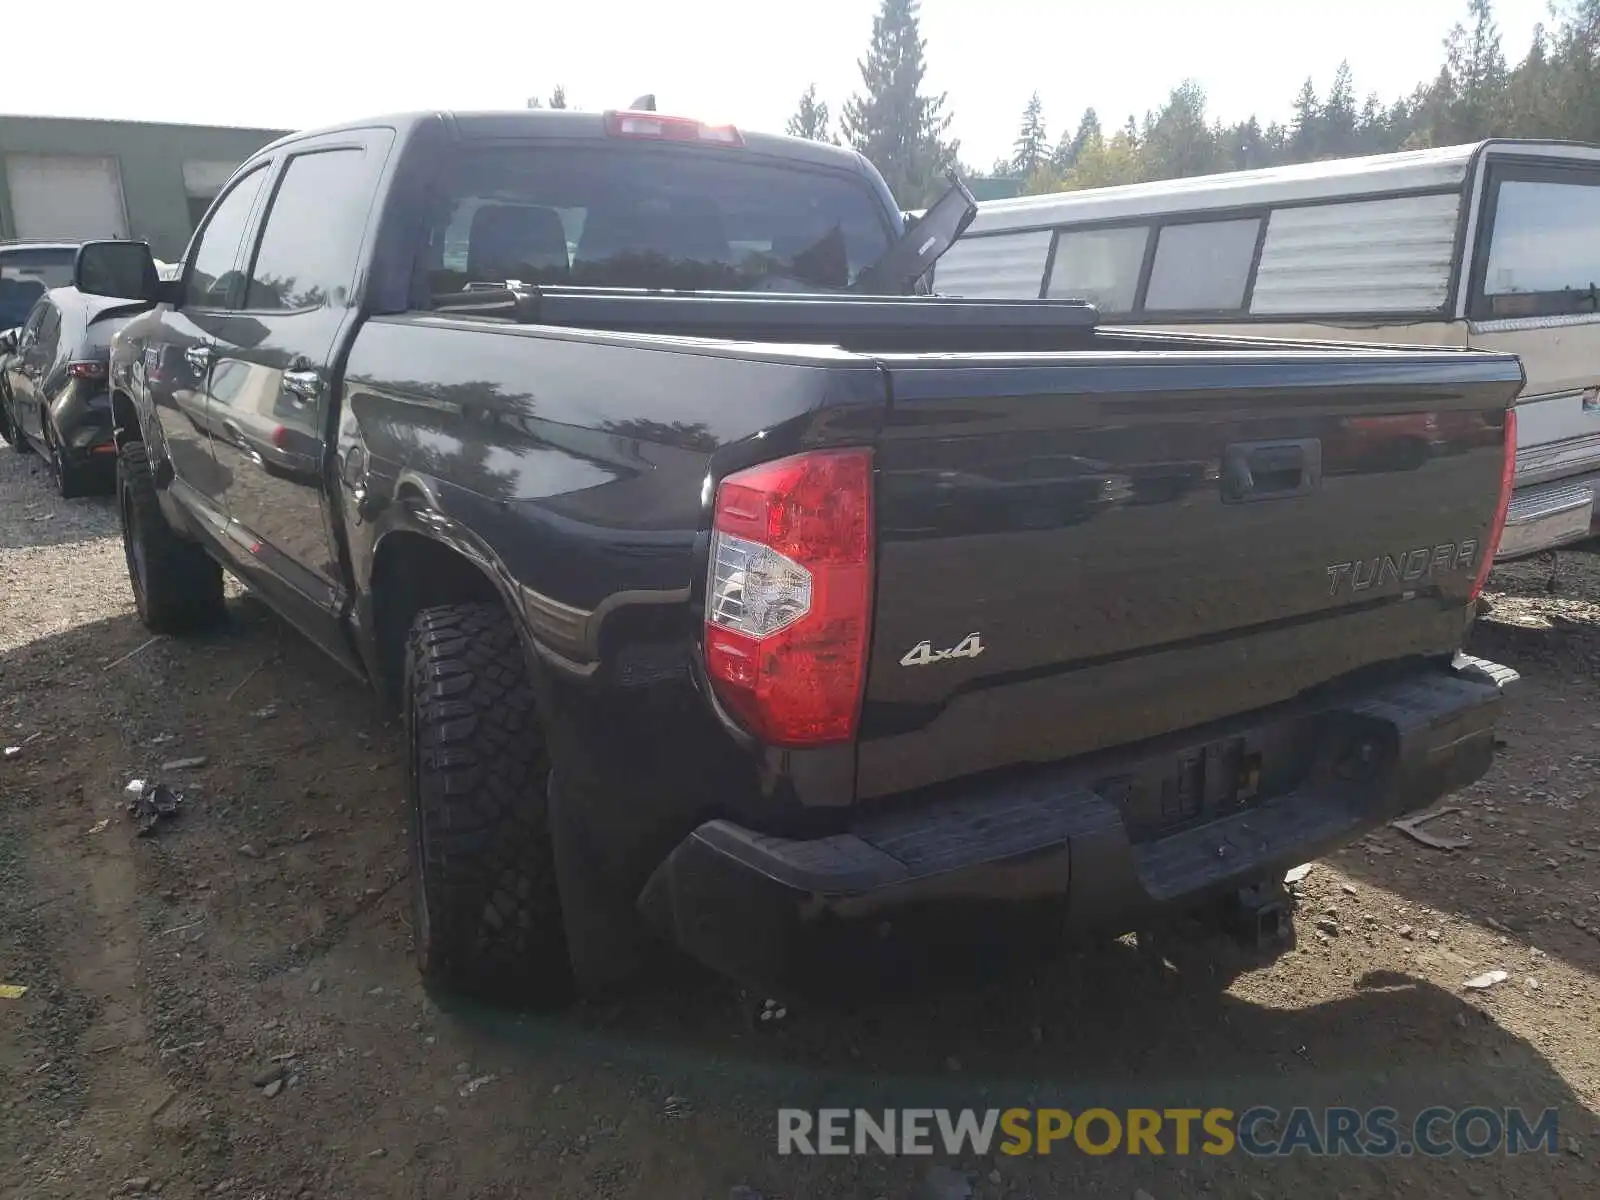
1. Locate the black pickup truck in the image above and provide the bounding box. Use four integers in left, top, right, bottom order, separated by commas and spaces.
74, 107, 1523, 1007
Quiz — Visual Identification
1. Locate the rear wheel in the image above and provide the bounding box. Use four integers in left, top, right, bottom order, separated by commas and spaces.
45, 424, 90, 499
118, 440, 226, 633
6, 405, 30, 454
405, 602, 571, 1006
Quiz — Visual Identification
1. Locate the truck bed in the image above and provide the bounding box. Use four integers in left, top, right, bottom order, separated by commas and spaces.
348, 291, 1522, 806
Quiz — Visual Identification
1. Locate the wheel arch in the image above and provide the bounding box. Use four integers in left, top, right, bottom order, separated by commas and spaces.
368, 524, 512, 713
110, 386, 143, 451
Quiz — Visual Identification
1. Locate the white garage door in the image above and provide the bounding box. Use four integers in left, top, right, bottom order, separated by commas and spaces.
5, 154, 130, 241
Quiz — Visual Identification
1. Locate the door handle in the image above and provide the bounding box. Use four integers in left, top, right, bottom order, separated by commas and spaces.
184, 345, 212, 373
282, 368, 322, 403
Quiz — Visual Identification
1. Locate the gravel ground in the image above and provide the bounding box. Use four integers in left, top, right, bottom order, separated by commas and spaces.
2, 435, 1599, 1200
0, 444, 124, 653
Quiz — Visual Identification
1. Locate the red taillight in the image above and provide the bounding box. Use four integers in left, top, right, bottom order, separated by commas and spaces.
604, 109, 743, 146
1471, 406, 1517, 602
68, 361, 107, 380
703, 449, 873, 747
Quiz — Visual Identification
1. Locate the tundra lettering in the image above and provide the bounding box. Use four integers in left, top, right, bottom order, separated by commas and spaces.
1324, 539, 1481, 597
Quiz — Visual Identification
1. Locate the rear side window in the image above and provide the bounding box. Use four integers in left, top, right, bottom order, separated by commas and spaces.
19, 298, 50, 341
36, 305, 61, 355
185, 165, 269, 309
1479, 170, 1600, 318
427, 145, 894, 296
245, 148, 369, 311
1045, 225, 1148, 314
1144, 218, 1260, 312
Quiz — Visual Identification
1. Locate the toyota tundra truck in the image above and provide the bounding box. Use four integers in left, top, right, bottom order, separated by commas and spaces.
72, 107, 1523, 1006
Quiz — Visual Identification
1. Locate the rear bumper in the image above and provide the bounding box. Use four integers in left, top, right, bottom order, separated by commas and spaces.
52, 390, 115, 464
638, 656, 1515, 990
1498, 473, 1598, 559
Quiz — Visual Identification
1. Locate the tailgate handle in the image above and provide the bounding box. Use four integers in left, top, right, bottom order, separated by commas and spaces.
1221, 439, 1320, 503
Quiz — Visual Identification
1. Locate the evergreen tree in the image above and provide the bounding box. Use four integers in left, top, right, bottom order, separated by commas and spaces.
1546, 1, 1600, 142
1011, 92, 1048, 176
1443, 0, 1508, 137
841, 0, 960, 205
527, 87, 570, 110
1289, 77, 1322, 159
1053, 107, 1100, 173
984, 0, 1599, 194
786, 84, 835, 143
1141, 81, 1221, 178
1221, 117, 1268, 171
1322, 61, 1358, 156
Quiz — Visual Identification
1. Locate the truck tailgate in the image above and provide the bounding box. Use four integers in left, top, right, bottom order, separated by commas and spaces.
858, 348, 1523, 798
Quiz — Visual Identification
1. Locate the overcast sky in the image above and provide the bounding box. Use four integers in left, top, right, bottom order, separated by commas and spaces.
0, 0, 1558, 167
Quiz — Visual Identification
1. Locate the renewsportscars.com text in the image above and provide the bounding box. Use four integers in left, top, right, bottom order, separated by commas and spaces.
777, 1106, 1562, 1158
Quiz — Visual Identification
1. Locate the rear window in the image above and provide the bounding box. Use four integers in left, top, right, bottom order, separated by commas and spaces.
0, 247, 75, 327
1480, 172, 1600, 319
425, 146, 894, 297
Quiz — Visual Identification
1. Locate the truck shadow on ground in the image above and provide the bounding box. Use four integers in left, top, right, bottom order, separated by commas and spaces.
3, 594, 1598, 1197
1327, 573, 1600, 984
445, 941, 1600, 1196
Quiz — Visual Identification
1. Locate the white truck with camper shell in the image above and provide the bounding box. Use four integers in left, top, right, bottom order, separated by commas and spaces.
935, 140, 1600, 561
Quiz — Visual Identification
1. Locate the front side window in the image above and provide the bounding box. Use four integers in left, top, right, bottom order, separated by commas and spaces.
245, 149, 369, 311
185, 165, 269, 309
426, 145, 894, 296
1480, 172, 1600, 318
1045, 225, 1149, 314
1145, 218, 1261, 311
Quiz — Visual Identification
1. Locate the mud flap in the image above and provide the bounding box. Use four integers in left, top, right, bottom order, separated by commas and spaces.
545, 770, 656, 995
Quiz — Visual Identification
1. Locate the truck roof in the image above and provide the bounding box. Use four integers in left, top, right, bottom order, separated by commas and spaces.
965, 138, 1600, 233
257, 109, 876, 176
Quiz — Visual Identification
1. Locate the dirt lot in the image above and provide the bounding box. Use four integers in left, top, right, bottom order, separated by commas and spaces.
2, 441, 1599, 1200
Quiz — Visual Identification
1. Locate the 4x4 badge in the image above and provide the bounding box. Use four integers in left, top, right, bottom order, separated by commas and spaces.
900, 633, 985, 667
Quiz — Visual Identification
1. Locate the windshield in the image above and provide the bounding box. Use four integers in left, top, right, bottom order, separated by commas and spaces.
425, 146, 894, 297
0, 247, 75, 327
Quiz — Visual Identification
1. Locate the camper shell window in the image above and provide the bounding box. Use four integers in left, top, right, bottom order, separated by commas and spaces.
1472, 162, 1600, 321
1044, 224, 1148, 313
1145, 217, 1261, 312
1041, 212, 1267, 317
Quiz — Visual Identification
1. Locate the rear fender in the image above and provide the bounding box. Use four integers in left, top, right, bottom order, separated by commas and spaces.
361, 473, 590, 698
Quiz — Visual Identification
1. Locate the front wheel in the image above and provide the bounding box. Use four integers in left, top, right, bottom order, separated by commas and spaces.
118, 440, 226, 633
406, 602, 572, 1006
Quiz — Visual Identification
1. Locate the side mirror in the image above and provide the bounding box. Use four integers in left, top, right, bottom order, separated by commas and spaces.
75, 240, 160, 303
0, 327, 17, 356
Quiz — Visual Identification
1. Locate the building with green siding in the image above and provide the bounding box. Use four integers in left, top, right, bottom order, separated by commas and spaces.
0, 115, 287, 261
